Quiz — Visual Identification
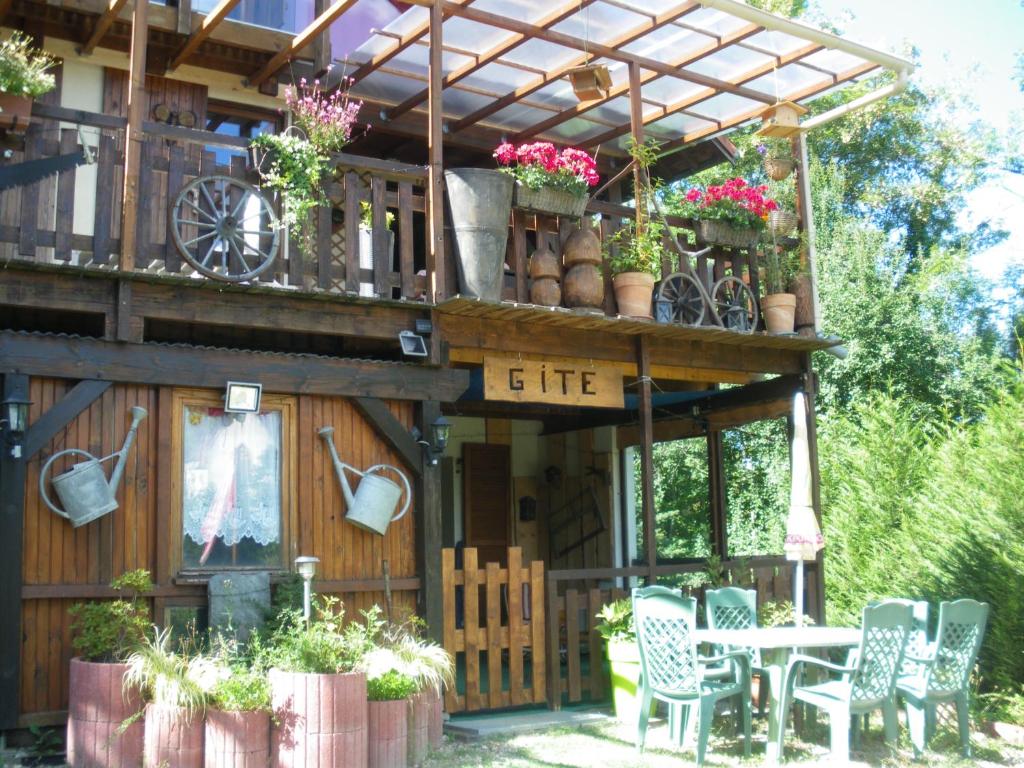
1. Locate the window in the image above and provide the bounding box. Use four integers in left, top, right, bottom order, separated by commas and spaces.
205, 101, 280, 167
171, 389, 297, 576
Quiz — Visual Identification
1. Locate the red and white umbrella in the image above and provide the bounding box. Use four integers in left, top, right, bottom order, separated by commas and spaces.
785, 391, 823, 626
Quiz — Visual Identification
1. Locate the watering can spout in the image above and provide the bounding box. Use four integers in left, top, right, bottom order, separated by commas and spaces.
108, 407, 147, 491
318, 427, 356, 507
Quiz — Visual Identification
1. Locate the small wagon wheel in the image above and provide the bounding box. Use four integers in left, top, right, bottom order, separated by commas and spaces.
656, 272, 706, 326
711, 275, 759, 333
171, 175, 279, 282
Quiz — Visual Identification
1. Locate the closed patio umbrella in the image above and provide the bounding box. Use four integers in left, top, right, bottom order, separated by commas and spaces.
785, 391, 823, 627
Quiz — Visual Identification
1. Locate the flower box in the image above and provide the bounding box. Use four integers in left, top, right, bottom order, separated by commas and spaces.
513, 182, 588, 219
698, 219, 759, 249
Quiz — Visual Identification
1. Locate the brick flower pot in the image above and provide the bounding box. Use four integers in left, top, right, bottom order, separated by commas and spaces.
66, 658, 144, 768
270, 669, 368, 768
424, 688, 443, 749
145, 703, 204, 768
205, 708, 270, 768
368, 699, 407, 768
406, 691, 430, 766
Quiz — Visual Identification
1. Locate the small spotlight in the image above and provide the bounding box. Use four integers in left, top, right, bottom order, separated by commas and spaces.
224, 382, 262, 413
399, 331, 428, 357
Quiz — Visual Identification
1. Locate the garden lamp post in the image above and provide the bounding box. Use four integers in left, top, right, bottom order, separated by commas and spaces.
295, 555, 320, 625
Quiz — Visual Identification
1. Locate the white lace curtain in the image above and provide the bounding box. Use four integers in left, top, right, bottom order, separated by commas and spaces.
182, 407, 281, 564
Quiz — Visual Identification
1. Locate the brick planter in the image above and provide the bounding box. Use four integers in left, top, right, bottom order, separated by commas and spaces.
66, 658, 144, 768
205, 708, 270, 768
423, 688, 443, 750
406, 691, 429, 766
145, 704, 204, 768
368, 699, 408, 768
270, 669, 368, 768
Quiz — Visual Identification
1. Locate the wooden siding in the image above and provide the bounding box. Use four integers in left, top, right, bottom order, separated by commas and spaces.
19, 378, 417, 718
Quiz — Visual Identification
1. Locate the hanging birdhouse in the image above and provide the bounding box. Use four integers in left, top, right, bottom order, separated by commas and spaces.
567, 64, 612, 101
755, 100, 808, 138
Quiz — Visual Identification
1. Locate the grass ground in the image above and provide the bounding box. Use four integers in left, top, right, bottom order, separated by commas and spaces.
425, 711, 1024, 767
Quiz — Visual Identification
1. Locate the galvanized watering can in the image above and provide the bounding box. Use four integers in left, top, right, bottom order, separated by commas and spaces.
318, 426, 412, 536
39, 406, 147, 527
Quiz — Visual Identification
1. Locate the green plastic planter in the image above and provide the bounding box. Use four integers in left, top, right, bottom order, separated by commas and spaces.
605, 638, 656, 723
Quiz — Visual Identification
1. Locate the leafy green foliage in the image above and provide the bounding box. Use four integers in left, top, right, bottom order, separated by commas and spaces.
209, 667, 270, 713
367, 670, 417, 702
267, 595, 371, 674
68, 569, 154, 663
123, 626, 223, 719
0, 32, 57, 98
606, 138, 665, 276
594, 599, 634, 643
757, 600, 814, 628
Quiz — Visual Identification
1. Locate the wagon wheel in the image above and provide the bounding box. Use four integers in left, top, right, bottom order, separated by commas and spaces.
171, 175, 279, 282
711, 275, 759, 333
656, 272, 706, 326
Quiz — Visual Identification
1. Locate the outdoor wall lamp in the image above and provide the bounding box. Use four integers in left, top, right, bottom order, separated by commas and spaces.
294, 555, 320, 624
0, 393, 31, 459
411, 416, 451, 466
224, 381, 262, 414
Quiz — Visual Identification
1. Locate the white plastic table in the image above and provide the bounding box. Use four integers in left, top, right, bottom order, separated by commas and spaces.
692, 626, 861, 763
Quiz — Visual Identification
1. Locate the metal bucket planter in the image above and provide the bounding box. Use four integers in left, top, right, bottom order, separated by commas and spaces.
66, 659, 144, 768
368, 699, 408, 768
513, 182, 588, 219
270, 669, 368, 768
205, 709, 270, 768
444, 169, 513, 302
357, 227, 395, 299
145, 704, 204, 768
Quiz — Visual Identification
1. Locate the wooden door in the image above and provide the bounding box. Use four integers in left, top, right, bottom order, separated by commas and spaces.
463, 443, 510, 567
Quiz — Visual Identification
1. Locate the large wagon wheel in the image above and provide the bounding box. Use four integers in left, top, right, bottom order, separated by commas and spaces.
656, 272, 706, 326
171, 175, 279, 282
711, 275, 759, 333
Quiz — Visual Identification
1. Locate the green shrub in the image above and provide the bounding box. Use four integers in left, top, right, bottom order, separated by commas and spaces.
269, 597, 380, 674
367, 670, 417, 702
68, 569, 154, 663
209, 668, 270, 712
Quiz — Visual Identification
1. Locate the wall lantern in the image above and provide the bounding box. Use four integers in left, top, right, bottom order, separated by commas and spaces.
567, 64, 612, 101
654, 298, 674, 325
755, 100, 808, 138
294, 555, 320, 624
412, 415, 451, 466
398, 330, 429, 357
224, 381, 262, 413
1, 393, 32, 459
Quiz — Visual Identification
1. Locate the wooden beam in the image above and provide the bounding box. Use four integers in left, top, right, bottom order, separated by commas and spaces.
416, 400, 444, 641
0, 0, 12, 24
81, 0, 131, 55
440, 2, 775, 104
167, 0, 243, 72
636, 337, 656, 584
382, 0, 593, 122
578, 41, 825, 149
707, 428, 728, 557
803, 354, 825, 623
0, 332, 471, 402
247, 0, 359, 88
514, 22, 768, 142
427, 0, 446, 301
22, 380, 112, 460
176, 0, 193, 35
312, 0, 333, 76
628, 60, 643, 231
0, 374, 29, 730
119, 0, 148, 272
352, 397, 424, 478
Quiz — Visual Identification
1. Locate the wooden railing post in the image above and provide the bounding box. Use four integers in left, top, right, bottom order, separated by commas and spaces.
120, 0, 149, 272
427, 0, 446, 302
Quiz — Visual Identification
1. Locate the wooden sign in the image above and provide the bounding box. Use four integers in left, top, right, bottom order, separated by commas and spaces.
483, 356, 624, 408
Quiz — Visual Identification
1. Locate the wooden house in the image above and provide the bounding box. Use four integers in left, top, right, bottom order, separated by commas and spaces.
0, 0, 913, 728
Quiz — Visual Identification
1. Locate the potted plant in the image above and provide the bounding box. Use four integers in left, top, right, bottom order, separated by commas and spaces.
205, 637, 272, 768
124, 626, 221, 768
0, 32, 57, 133
444, 166, 514, 302
676, 178, 778, 249
358, 201, 395, 299
595, 598, 655, 723
761, 246, 801, 334
66, 569, 153, 768
251, 73, 362, 261
756, 139, 795, 181
493, 141, 599, 219
268, 595, 375, 768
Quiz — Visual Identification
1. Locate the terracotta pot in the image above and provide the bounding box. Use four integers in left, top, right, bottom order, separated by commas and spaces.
66, 658, 144, 768
367, 699, 407, 768
270, 669, 368, 768
612, 272, 655, 319
761, 292, 797, 334
145, 704, 204, 768
205, 708, 270, 768
424, 688, 443, 749
406, 690, 433, 766
0, 94, 33, 134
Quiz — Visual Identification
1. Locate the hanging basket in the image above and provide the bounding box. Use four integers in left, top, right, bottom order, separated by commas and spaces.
697, 219, 759, 249
763, 155, 795, 181
767, 209, 798, 236
513, 182, 588, 219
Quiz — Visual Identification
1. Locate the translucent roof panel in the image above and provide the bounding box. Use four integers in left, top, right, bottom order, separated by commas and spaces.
343, 0, 912, 148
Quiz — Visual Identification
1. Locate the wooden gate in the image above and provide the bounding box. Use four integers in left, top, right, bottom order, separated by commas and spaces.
441, 547, 545, 713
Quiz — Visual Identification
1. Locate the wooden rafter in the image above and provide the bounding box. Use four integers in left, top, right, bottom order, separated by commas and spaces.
167, 0, 243, 72
344, 0, 477, 87
440, 2, 776, 104
81, 0, 131, 55
579, 41, 825, 149
447, 1, 703, 134
513, 21, 764, 141
382, 0, 597, 122
0, 0, 14, 25
248, 0, 359, 88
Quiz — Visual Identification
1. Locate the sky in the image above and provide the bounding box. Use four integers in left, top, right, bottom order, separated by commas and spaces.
813, 0, 1024, 284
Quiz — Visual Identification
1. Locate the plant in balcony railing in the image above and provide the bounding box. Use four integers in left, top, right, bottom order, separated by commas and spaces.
0, 31, 58, 133
493, 141, 599, 218
676, 177, 778, 249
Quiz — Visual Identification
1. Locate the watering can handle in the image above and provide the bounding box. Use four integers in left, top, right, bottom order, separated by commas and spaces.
38, 448, 95, 520
366, 464, 412, 523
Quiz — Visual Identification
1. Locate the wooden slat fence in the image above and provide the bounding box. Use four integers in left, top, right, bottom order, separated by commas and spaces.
441, 547, 546, 713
